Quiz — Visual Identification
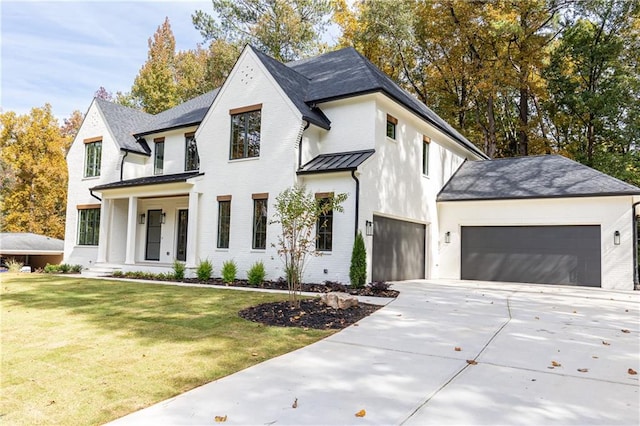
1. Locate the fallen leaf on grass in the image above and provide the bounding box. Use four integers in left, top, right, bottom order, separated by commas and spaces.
551, 361, 561, 367
46, 400, 55, 406
251, 352, 258, 357
466, 359, 478, 365
214, 415, 227, 423
454, 347, 462, 351
621, 329, 630, 333
292, 398, 298, 408
628, 368, 637, 375
577, 368, 589, 373
602, 341, 610, 346
355, 409, 366, 417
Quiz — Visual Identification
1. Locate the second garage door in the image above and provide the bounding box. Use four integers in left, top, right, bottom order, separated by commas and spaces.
461, 225, 601, 287
372, 215, 425, 282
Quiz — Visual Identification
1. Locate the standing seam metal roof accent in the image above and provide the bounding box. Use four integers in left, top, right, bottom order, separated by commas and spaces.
298, 149, 375, 174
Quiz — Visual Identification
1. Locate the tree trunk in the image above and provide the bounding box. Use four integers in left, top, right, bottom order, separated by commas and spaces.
518, 84, 529, 156
486, 94, 497, 158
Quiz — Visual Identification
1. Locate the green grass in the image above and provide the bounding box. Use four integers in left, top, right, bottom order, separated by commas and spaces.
0, 274, 332, 425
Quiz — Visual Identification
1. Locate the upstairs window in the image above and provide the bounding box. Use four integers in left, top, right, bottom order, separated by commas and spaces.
154, 138, 164, 175
252, 193, 268, 249
230, 104, 262, 160
84, 137, 102, 177
422, 136, 430, 176
185, 132, 199, 171
316, 194, 334, 252
77, 206, 100, 245
386, 114, 397, 140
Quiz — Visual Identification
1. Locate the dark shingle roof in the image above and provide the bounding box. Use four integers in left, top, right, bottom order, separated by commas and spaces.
297, 149, 375, 175
252, 47, 331, 129
95, 98, 153, 155
288, 48, 487, 159
91, 171, 202, 191
134, 90, 219, 136
0, 233, 64, 253
437, 155, 640, 201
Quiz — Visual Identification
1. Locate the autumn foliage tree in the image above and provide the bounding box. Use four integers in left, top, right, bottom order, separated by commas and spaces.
0, 105, 70, 239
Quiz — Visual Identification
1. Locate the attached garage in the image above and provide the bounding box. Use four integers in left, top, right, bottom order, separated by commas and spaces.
461, 225, 601, 287
437, 155, 640, 290
372, 215, 425, 281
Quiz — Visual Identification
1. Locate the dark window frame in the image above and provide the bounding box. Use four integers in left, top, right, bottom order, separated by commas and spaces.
386, 114, 397, 140
217, 198, 231, 249
154, 138, 164, 175
185, 133, 199, 171
78, 208, 100, 245
84, 139, 102, 177
422, 136, 430, 176
316, 196, 334, 252
252, 196, 268, 250
230, 106, 262, 160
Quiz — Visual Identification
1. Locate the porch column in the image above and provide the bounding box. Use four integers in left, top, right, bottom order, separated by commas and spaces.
96, 198, 111, 263
125, 196, 138, 265
186, 191, 199, 268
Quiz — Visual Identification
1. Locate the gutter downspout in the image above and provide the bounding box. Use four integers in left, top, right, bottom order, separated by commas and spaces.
89, 189, 102, 202
633, 201, 640, 289
120, 149, 129, 181
297, 121, 310, 170
351, 170, 360, 237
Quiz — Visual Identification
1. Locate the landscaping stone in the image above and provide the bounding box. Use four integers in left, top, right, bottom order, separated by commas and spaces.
320, 292, 359, 309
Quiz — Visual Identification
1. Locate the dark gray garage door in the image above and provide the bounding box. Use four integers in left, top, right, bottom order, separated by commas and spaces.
372, 215, 425, 281
461, 225, 601, 287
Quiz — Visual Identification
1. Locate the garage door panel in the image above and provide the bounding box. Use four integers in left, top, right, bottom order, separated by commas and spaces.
461, 226, 600, 287
372, 216, 425, 282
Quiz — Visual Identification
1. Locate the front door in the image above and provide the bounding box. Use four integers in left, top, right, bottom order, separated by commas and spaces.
145, 209, 162, 261
176, 209, 188, 261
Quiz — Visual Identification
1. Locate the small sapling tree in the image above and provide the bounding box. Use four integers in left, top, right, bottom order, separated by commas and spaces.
350, 231, 366, 288
271, 185, 347, 308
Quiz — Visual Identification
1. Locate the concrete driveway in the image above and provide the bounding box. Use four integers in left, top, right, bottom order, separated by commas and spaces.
108, 280, 640, 425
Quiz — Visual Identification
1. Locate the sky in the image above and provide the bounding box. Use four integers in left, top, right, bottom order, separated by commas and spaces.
1, 0, 214, 121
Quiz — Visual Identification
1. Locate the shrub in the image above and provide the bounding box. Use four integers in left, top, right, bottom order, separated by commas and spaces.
7, 259, 24, 273
59, 263, 70, 273
349, 231, 366, 288
323, 280, 347, 292
71, 264, 83, 273
172, 260, 186, 280
221, 260, 237, 284
196, 259, 213, 281
44, 263, 60, 274
368, 281, 390, 292
111, 270, 124, 277
247, 261, 266, 286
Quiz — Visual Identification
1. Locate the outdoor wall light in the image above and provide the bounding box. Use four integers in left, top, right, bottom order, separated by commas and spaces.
614, 230, 620, 245
161, 212, 167, 224
139, 213, 146, 225
365, 220, 374, 236
445, 231, 451, 244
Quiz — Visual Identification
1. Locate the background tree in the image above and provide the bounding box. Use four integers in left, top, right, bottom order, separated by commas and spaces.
270, 186, 347, 308
193, 0, 332, 61
0, 105, 69, 239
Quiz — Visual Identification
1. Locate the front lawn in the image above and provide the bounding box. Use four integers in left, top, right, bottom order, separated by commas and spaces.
0, 274, 332, 425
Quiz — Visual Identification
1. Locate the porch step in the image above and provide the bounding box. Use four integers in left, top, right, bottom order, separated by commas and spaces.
82, 264, 121, 278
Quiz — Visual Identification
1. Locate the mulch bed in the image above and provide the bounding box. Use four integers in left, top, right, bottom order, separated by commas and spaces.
239, 298, 383, 330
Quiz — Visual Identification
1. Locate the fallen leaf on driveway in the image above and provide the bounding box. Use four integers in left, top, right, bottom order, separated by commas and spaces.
292, 398, 298, 408
534, 316, 540, 320
621, 329, 630, 333
466, 360, 478, 365
355, 409, 366, 417
628, 368, 637, 375
551, 361, 561, 367
592, 356, 599, 359
454, 347, 461, 351
602, 341, 610, 346
214, 415, 227, 422
577, 368, 589, 373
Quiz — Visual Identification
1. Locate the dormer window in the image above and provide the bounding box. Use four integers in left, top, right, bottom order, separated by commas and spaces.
230, 104, 262, 160
185, 132, 199, 171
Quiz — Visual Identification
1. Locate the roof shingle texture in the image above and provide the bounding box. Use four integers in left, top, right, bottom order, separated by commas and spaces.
95, 99, 153, 155
437, 155, 640, 201
298, 149, 375, 174
0, 233, 64, 252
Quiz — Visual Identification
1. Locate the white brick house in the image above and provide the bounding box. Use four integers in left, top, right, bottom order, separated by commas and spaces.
64, 45, 640, 289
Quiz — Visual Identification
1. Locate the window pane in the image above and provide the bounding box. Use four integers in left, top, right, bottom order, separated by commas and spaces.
316, 198, 333, 251
84, 142, 102, 177
230, 110, 261, 159
155, 142, 164, 174
78, 208, 100, 245
252, 199, 267, 249
386, 121, 395, 139
185, 135, 199, 171
217, 200, 231, 248
423, 141, 429, 175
